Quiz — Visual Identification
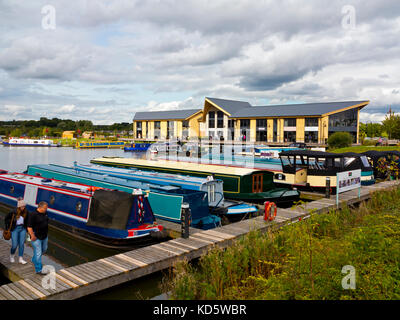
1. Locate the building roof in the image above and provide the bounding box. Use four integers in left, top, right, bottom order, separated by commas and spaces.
231, 100, 369, 118
133, 109, 202, 121
205, 97, 252, 116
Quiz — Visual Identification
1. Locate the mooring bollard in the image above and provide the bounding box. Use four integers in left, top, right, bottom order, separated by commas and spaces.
198, 138, 202, 158
325, 177, 330, 198
181, 202, 190, 239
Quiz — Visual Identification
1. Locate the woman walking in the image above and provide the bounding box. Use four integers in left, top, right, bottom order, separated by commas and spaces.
5, 199, 29, 264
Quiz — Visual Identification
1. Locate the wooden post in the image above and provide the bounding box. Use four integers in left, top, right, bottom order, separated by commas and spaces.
181, 202, 190, 239
325, 177, 330, 198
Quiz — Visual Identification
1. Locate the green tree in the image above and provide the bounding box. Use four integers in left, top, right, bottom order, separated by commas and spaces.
382, 111, 400, 139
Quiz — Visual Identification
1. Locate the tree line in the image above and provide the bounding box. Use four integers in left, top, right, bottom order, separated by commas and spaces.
359, 110, 400, 140
0, 117, 132, 138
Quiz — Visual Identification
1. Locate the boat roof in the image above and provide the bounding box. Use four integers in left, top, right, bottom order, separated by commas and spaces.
91, 157, 263, 176
279, 150, 345, 158
28, 164, 182, 192
0, 172, 92, 195
362, 150, 400, 158
75, 163, 222, 186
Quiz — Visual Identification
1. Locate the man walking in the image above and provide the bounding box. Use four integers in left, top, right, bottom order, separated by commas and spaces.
27, 201, 49, 275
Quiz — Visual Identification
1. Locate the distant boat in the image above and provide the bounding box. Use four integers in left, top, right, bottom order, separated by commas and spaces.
124, 142, 153, 152
26, 164, 221, 229
73, 162, 259, 218
75, 141, 125, 148
148, 142, 183, 154
2, 138, 60, 147
0, 171, 163, 248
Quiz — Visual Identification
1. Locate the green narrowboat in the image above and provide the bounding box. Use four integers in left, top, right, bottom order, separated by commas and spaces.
90, 157, 300, 205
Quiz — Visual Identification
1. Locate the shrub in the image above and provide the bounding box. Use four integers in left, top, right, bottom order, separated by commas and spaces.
362, 139, 377, 146
327, 132, 353, 149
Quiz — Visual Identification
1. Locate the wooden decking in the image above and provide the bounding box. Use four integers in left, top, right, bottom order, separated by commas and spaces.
0, 179, 398, 300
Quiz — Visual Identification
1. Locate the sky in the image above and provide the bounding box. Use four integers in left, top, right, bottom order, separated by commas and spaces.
0, 0, 399, 124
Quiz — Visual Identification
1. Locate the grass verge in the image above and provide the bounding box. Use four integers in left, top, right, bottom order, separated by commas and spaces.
164, 187, 400, 300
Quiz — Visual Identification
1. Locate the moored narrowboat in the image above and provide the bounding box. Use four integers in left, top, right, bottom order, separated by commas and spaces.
75, 141, 125, 149
361, 150, 400, 180
2, 138, 60, 147
90, 157, 300, 205
73, 162, 259, 218
26, 164, 221, 229
273, 150, 372, 191
124, 142, 153, 152
0, 171, 163, 248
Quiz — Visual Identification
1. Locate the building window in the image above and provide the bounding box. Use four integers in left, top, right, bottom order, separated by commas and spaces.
136, 122, 142, 139
305, 131, 318, 143
154, 121, 161, 139
208, 111, 215, 128
182, 121, 189, 140
228, 120, 235, 140
217, 111, 224, 128
328, 109, 358, 142
305, 117, 318, 127
240, 119, 250, 141
167, 121, 174, 139
273, 119, 278, 142
256, 119, 267, 142
284, 131, 296, 142
284, 118, 296, 127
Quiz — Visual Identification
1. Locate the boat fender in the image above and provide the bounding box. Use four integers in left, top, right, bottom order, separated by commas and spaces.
264, 201, 277, 221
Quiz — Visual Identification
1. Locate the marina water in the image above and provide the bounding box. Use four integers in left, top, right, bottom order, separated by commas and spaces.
0, 146, 165, 299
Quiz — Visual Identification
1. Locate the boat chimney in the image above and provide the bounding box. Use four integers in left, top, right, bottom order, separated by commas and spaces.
132, 188, 143, 195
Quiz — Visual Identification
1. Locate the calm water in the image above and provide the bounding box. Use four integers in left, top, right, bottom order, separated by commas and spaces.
0, 146, 165, 299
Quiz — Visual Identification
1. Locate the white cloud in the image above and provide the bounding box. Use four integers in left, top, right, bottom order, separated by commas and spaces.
0, 0, 400, 123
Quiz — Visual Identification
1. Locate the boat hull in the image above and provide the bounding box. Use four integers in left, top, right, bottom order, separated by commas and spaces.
2, 142, 59, 147
0, 173, 162, 247
124, 143, 152, 152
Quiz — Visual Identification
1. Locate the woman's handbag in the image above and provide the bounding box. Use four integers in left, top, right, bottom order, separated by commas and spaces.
2, 213, 15, 240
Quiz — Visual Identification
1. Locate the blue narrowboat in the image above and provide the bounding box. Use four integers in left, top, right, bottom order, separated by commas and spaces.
124, 142, 153, 152
26, 164, 221, 229
73, 162, 259, 218
0, 170, 163, 249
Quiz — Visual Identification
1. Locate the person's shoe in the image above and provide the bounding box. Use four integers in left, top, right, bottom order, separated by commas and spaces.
18, 257, 27, 265
35, 271, 47, 275
10, 254, 15, 263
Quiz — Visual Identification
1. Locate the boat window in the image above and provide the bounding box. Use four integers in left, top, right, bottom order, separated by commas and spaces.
334, 158, 342, 168
76, 201, 82, 212
360, 156, 370, 168
10, 186, 14, 193
252, 174, 263, 193
281, 155, 290, 166
50, 195, 55, 205
308, 157, 317, 170
324, 158, 333, 168
344, 157, 356, 167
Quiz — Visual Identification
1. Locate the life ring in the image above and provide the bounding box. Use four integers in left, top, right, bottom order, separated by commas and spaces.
264, 201, 277, 221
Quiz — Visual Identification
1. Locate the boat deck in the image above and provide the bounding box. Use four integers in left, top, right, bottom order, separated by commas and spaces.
0, 179, 398, 300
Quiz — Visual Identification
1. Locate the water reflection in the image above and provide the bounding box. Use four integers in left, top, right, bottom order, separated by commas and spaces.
0, 146, 163, 299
